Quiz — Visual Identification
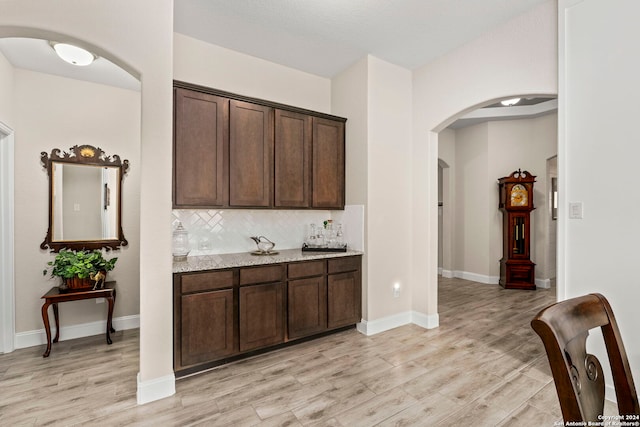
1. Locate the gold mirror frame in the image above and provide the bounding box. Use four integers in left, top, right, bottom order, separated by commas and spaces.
40, 144, 129, 252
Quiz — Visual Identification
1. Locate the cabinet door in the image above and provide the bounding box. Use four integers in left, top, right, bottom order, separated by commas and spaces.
229, 100, 274, 207
327, 271, 361, 329
288, 276, 327, 339
312, 117, 345, 209
239, 282, 284, 352
180, 289, 234, 367
274, 110, 312, 207
173, 88, 229, 207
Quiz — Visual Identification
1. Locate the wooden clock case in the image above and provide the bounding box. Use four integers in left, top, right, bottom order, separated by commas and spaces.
498, 169, 536, 290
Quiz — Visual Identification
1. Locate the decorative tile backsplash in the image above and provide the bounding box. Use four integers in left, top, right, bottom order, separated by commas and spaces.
172, 205, 365, 256
172, 209, 333, 255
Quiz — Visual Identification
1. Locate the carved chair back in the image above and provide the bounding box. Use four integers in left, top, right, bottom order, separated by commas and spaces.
531, 293, 639, 422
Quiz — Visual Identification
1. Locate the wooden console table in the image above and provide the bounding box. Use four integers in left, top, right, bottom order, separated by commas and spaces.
40, 281, 117, 357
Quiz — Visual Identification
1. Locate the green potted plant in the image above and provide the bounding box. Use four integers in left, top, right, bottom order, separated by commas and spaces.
43, 249, 118, 292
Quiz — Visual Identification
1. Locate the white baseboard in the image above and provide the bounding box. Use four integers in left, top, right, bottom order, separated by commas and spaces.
412, 311, 440, 329
535, 278, 551, 289
357, 311, 440, 336
453, 270, 498, 284
441, 269, 454, 278
14, 314, 140, 349
137, 372, 175, 405
357, 312, 411, 335
449, 270, 550, 288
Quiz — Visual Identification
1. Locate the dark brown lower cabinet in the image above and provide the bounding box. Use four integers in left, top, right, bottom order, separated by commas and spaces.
180, 289, 234, 367
239, 282, 285, 352
288, 276, 327, 339
174, 255, 361, 376
328, 257, 362, 329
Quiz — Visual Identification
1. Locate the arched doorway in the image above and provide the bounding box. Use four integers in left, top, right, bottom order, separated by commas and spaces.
0, 34, 141, 353
431, 94, 558, 316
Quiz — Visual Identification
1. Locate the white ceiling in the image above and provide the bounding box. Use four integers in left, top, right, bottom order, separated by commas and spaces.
448, 98, 557, 129
0, 38, 140, 91
174, 0, 550, 78
0, 1, 555, 122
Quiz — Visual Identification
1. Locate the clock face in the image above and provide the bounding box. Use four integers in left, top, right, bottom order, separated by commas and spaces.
510, 184, 528, 207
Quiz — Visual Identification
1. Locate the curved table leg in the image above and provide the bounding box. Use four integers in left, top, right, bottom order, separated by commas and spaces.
52, 303, 60, 343
41, 302, 52, 357
106, 295, 115, 345
109, 288, 117, 333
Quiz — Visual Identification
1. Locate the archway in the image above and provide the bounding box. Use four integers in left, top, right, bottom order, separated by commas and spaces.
1, 1, 176, 404
429, 94, 558, 318
0, 31, 141, 356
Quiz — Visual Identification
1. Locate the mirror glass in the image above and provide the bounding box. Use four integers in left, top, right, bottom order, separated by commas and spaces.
51, 163, 120, 241
41, 144, 128, 252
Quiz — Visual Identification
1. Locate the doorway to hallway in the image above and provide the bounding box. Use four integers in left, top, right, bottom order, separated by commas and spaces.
436, 99, 558, 295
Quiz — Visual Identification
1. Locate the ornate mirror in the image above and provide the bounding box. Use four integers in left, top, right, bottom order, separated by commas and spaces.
41, 145, 129, 252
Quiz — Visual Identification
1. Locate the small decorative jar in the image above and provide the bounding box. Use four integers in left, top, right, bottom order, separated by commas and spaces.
172, 221, 190, 261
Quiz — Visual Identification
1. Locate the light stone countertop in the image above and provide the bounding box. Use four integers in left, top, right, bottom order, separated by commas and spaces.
172, 248, 363, 273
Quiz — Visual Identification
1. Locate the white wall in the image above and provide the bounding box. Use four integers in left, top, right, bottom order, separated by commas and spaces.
366, 57, 413, 322
332, 56, 414, 332
11, 69, 141, 334
0, 49, 15, 354
412, 0, 557, 318
60, 164, 103, 241
1, 0, 174, 404
559, 0, 640, 396
332, 57, 370, 318
455, 123, 491, 278
0, 51, 13, 127
438, 129, 455, 276
488, 114, 558, 282
174, 33, 331, 113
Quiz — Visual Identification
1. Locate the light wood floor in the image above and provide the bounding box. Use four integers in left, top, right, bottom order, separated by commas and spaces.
0, 277, 586, 426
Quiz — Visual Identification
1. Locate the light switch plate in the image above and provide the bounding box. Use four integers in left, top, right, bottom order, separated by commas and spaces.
569, 202, 583, 219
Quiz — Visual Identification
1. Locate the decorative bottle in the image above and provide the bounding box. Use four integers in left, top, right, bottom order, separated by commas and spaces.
172, 221, 190, 261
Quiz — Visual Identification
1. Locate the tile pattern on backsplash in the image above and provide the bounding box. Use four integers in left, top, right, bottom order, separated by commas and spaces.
172, 209, 333, 255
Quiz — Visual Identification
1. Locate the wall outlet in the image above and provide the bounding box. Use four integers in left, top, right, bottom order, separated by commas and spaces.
96, 298, 105, 304
393, 283, 400, 298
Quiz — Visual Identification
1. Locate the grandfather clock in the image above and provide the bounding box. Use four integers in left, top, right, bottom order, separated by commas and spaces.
498, 169, 536, 290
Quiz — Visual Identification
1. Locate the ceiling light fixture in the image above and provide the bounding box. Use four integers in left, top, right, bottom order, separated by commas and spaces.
500, 98, 521, 107
49, 42, 97, 66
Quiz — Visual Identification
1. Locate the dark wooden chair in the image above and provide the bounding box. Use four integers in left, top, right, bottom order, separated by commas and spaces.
531, 293, 639, 422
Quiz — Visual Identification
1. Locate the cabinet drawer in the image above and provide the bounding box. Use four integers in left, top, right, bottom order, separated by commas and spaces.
288, 260, 325, 279
327, 256, 360, 274
180, 270, 234, 294
240, 265, 284, 285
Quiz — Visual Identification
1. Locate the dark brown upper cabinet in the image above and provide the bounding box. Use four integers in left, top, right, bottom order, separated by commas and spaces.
173, 81, 346, 210
229, 100, 274, 207
312, 117, 345, 209
173, 88, 229, 208
274, 110, 312, 208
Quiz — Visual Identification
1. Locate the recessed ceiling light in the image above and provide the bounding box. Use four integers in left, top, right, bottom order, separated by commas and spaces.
500, 98, 521, 107
49, 42, 97, 66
